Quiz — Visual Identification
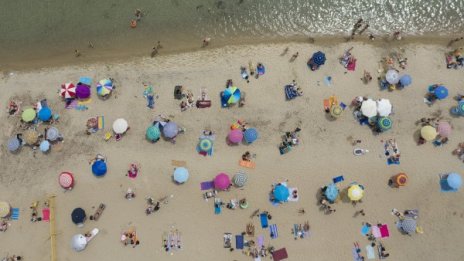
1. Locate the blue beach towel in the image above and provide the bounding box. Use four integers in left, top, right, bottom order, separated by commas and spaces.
11, 208, 19, 220
257, 66, 265, 75
387, 158, 400, 165
260, 213, 268, 228
235, 235, 244, 249
269, 224, 278, 239
333, 175, 344, 184
361, 224, 370, 235
79, 77, 92, 86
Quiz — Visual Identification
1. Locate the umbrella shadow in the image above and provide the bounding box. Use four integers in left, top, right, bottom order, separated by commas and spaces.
324, 112, 338, 122
412, 129, 421, 144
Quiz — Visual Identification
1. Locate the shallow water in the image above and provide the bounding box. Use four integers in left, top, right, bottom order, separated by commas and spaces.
1, 0, 463, 66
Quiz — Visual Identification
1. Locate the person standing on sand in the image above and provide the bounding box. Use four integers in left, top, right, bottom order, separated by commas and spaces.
202, 37, 211, 47
74, 49, 81, 57
290, 52, 299, 62
135, 9, 143, 21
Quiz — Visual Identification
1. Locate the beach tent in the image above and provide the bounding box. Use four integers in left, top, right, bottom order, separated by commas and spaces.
214, 173, 231, 190
437, 121, 451, 137
92, 160, 107, 177
360, 99, 377, 118
385, 69, 400, 84
46, 127, 60, 141
173, 167, 189, 184
112, 118, 128, 134
21, 108, 36, 122
61, 83, 76, 99
7, 137, 20, 152
199, 138, 213, 152
76, 84, 91, 99
71, 234, 87, 252
59, 172, 74, 189
324, 183, 339, 203
330, 105, 343, 118
377, 117, 392, 132
221, 87, 241, 107
0, 201, 11, 218
228, 129, 243, 144
146, 125, 161, 141
398, 218, 417, 234
233, 172, 248, 187
96, 79, 113, 97
399, 75, 412, 87
376, 99, 392, 117
40, 140, 50, 152
244, 128, 258, 143
24, 129, 39, 145
433, 86, 448, 100
420, 125, 437, 141
311, 51, 326, 66
38, 107, 52, 121
71, 208, 86, 226
163, 122, 178, 138
273, 184, 290, 202
348, 184, 364, 201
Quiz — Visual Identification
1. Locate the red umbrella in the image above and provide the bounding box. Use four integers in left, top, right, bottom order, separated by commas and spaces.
59, 172, 74, 189
61, 83, 76, 99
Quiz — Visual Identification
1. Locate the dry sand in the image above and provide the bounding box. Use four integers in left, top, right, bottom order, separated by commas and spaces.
0, 42, 464, 261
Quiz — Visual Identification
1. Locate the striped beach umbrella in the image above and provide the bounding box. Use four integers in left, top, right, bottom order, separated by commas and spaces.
233, 172, 248, 187
96, 79, 113, 97
433, 85, 448, 100
394, 173, 408, 186
244, 128, 258, 143
420, 125, 437, 141
199, 138, 212, 152
7, 137, 20, 152
61, 83, 76, 99
377, 117, 392, 131
146, 125, 161, 141
330, 105, 343, 118
221, 87, 241, 106
22, 108, 36, 122
311, 51, 326, 66
59, 172, 74, 189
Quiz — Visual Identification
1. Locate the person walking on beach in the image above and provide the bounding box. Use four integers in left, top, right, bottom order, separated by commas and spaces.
135, 9, 143, 21
74, 49, 81, 57
290, 52, 299, 62
202, 37, 211, 47
350, 18, 363, 39
447, 37, 464, 47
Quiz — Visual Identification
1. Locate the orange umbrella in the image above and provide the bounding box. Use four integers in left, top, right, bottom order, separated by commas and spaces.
394, 173, 408, 186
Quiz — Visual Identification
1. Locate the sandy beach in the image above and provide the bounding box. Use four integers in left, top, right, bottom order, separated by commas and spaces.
1, 41, 464, 261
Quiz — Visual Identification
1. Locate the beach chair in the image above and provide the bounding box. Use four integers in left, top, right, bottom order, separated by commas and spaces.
235, 235, 244, 249
214, 198, 222, 215
270, 224, 278, 239
272, 248, 288, 261
223, 233, 232, 248
239, 160, 256, 169
259, 213, 268, 228
293, 224, 299, 239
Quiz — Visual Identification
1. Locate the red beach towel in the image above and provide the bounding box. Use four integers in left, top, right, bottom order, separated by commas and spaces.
42, 208, 50, 222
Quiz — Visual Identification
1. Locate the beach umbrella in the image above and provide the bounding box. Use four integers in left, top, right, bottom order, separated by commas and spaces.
457, 101, 464, 114
59, 172, 74, 189
40, 140, 50, 152
38, 107, 52, 121
446, 173, 462, 190
173, 167, 189, 183
385, 69, 400, 84
71, 208, 86, 225
71, 234, 87, 252
399, 218, 417, 234
46, 127, 60, 141
233, 172, 248, 187
311, 51, 326, 66
75, 84, 91, 99
348, 184, 364, 201
437, 121, 451, 137
228, 129, 243, 144
21, 108, 36, 122
377, 117, 392, 131
376, 99, 392, 117
244, 128, 259, 143
112, 118, 128, 134
92, 160, 107, 177
146, 125, 161, 141
273, 184, 290, 202
420, 125, 437, 141
24, 129, 39, 145
0, 201, 11, 218
394, 173, 408, 186
7, 137, 20, 152
222, 86, 241, 106
96, 79, 113, 96
61, 83, 76, 99
360, 99, 377, 118
399, 75, 412, 87
433, 86, 448, 100
199, 138, 212, 152
330, 105, 343, 118
163, 122, 178, 138
324, 183, 339, 202
214, 173, 231, 190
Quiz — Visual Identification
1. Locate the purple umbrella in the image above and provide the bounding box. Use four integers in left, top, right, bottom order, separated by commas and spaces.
163, 122, 178, 138
76, 84, 91, 99
228, 129, 243, 144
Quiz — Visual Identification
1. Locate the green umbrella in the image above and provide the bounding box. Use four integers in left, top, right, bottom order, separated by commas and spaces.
377, 116, 392, 131
22, 108, 36, 122
146, 125, 161, 141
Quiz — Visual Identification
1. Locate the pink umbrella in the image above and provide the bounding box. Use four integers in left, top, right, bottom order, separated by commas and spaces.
228, 129, 243, 144
437, 121, 451, 137
214, 173, 231, 190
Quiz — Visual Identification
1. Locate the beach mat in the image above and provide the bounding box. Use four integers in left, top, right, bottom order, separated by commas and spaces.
270, 224, 278, 239
239, 160, 255, 169
171, 160, 186, 167
260, 213, 268, 228
201, 181, 214, 190
11, 208, 19, 220
380, 224, 389, 238
42, 208, 50, 222
235, 235, 244, 249
287, 188, 299, 202
272, 248, 288, 261
97, 116, 104, 130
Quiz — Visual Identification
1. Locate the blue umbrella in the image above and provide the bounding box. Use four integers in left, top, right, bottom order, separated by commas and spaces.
244, 128, 259, 143
399, 75, 412, 87
71, 208, 86, 225
273, 184, 289, 202
324, 183, 339, 203
38, 107, 52, 121
434, 86, 448, 100
7, 138, 20, 152
173, 167, 189, 183
447, 173, 462, 190
163, 122, 178, 138
39, 140, 50, 152
311, 51, 326, 66
92, 160, 107, 177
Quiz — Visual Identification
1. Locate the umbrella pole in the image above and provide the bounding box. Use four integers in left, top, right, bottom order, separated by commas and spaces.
48, 195, 57, 261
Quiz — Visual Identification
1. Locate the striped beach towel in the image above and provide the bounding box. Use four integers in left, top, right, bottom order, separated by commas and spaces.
11, 208, 19, 220
270, 224, 278, 239
97, 116, 104, 130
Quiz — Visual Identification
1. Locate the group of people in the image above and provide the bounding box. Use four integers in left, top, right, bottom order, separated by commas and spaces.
121, 230, 140, 248
384, 139, 400, 164
319, 187, 337, 214
350, 18, 371, 40
240, 61, 266, 83
452, 142, 464, 161
278, 127, 301, 154
145, 197, 161, 215
446, 48, 463, 69
340, 47, 357, 70
424, 84, 444, 106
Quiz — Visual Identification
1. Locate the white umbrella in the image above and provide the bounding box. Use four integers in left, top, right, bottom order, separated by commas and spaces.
360, 99, 377, 118
71, 234, 87, 252
112, 118, 128, 134
385, 69, 400, 84
377, 99, 392, 117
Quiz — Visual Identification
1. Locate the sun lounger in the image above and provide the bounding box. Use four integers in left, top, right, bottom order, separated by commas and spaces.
270, 224, 278, 239
260, 213, 268, 228
272, 248, 288, 261
239, 160, 256, 169
235, 235, 244, 249
223, 233, 232, 248
366, 245, 375, 259
87, 228, 99, 242
42, 208, 50, 222
90, 203, 106, 221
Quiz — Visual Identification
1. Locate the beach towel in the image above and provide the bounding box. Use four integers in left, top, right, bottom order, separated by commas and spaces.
323, 99, 330, 111
201, 181, 214, 190
11, 208, 19, 220
366, 245, 375, 259
352, 247, 363, 261
324, 76, 332, 86
147, 94, 155, 109
79, 77, 92, 86
171, 160, 186, 167
372, 226, 381, 238
235, 235, 244, 249
257, 66, 265, 75
214, 198, 222, 215
272, 248, 288, 261
65, 99, 78, 109
260, 213, 268, 228
361, 224, 370, 235
270, 224, 278, 239
78, 98, 92, 105
347, 59, 357, 71
287, 188, 299, 202
387, 158, 400, 165
333, 175, 345, 184
293, 224, 299, 238
380, 224, 390, 238
42, 208, 50, 222
97, 116, 104, 130
239, 160, 255, 169
340, 102, 347, 110
257, 235, 264, 248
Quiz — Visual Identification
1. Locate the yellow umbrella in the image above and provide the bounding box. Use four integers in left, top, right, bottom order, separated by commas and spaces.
24, 129, 39, 145
22, 108, 36, 122
330, 105, 343, 118
348, 184, 364, 201
0, 201, 11, 218
421, 125, 437, 141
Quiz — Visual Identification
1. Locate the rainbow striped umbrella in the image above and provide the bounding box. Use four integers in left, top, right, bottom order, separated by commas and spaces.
221, 87, 241, 106
96, 79, 113, 96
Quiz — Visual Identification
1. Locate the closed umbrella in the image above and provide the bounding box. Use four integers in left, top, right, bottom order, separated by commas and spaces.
233, 172, 248, 187
96, 79, 113, 96
0, 201, 11, 218
71, 234, 87, 252
76, 84, 91, 99
273, 184, 290, 202
146, 125, 161, 141
61, 83, 76, 99
92, 160, 107, 177
420, 125, 437, 141
214, 173, 231, 190
311, 51, 326, 66
437, 121, 451, 137
199, 138, 212, 152
59, 172, 74, 189
324, 183, 339, 202
330, 105, 343, 118
22, 108, 36, 122
71, 208, 86, 225
46, 127, 60, 141
446, 173, 462, 190
360, 99, 377, 118
7, 137, 20, 152
40, 140, 50, 152
163, 122, 178, 138
377, 117, 392, 131
228, 129, 243, 144
173, 167, 189, 183
385, 69, 400, 84
376, 99, 392, 117
433, 86, 448, 100
24, 129, 39, 145
348, 184, 364, 201
399, 218, 417, 234
221, 87, 241, 106
244, 128, 258, 143
112, 118, 128, 134
399, 74, 412, 87
38, 107, 52, 121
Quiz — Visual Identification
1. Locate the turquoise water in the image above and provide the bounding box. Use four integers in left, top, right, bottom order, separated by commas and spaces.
1, 0, 463, 66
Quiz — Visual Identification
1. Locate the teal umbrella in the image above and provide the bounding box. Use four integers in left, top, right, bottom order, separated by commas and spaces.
146, 125, 160, 141
377, 117, 392, 131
